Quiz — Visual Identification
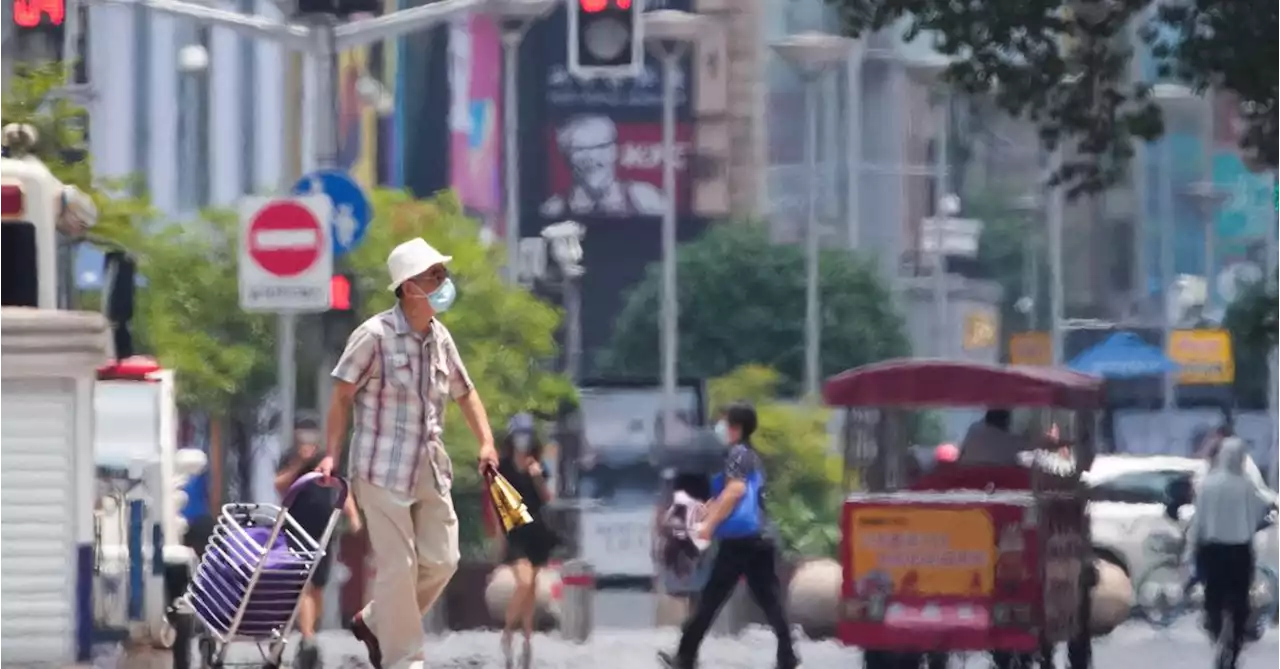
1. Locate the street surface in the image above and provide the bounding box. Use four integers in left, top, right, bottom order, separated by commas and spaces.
104, 619, 1277, 668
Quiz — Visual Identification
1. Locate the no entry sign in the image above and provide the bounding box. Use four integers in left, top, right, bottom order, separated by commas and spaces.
239, 195, 333, 312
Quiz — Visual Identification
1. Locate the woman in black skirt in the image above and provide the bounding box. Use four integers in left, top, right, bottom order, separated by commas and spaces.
497, 414, 555, 669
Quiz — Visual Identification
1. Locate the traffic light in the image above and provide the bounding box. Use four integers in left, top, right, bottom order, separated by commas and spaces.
330, 274, 352, 311
568, 0, 643, 79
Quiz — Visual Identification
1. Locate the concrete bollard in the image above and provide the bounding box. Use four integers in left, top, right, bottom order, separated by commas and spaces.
1088, 559, 1133, 636
785, 558, 842, 640
558, 559, 595, 643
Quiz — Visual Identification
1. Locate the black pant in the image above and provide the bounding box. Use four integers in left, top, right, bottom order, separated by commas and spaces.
676, 536, 796, 666
1196, 542, 1254, 661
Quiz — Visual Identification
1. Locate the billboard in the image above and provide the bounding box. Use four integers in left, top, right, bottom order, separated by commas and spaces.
448, 13, 503, 218
338, 47, 379, 190
540, 118, 694, 218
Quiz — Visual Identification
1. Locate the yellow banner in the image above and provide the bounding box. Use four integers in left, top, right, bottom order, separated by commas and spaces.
848, 507, 995, 597
1009, 331, 1052, 367
1168, 329, 1234, 385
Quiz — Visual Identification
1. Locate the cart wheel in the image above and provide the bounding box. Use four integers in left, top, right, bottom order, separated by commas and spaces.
154, 617, 178, 649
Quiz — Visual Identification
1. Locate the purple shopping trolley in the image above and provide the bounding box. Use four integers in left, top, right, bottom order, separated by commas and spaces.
181, 473, 348, 668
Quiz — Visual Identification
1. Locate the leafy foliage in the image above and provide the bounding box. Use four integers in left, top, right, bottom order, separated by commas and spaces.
598, 223, 910, 397
133, 209, 278, 413
1, 61, 152, 250
1222, 274, 1275, 408
824, 0, 1161, 197
1145, 0, 1277, 169
708, 365, 842, 558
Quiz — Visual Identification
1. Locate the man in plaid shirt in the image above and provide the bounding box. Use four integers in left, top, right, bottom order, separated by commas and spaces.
316, 238, 498, 669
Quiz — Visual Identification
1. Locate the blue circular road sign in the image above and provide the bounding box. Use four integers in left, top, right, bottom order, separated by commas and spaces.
291, 169, 373, 257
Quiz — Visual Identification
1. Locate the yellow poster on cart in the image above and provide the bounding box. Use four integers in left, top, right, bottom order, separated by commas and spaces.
848, 507, 995, 597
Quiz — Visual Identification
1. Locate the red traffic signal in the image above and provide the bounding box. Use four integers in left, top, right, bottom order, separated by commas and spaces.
578, 0, 630, 12
330, 274, 352, 311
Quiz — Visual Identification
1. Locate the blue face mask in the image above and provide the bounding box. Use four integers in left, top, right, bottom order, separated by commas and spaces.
714, 420, 730, 445
427, 277, 457, 313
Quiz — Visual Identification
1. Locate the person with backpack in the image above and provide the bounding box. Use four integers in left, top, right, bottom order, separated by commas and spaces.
659, 402, 799, 669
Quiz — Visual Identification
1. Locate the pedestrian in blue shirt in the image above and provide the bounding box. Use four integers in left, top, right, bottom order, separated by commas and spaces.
659, 402, 798, 669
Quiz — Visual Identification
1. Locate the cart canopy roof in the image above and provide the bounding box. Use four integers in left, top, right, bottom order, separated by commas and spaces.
823, 358, 1104, 409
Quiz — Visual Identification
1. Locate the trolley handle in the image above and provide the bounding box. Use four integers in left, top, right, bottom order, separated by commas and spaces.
284, 472, 350, 510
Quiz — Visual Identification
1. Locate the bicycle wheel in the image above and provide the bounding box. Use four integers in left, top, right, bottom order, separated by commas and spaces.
1245, 564, 1274, 641
1134, 561, 1189, 628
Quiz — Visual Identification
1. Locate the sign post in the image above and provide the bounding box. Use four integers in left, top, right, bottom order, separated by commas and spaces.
240, 195, 332, 461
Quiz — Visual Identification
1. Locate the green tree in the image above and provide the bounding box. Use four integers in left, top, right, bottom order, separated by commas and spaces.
709, 365, 842, 557
824, 0, 1276, 196
1223, 274, 1276, 407
824, 0, 1155, 197
597, 223, 910, 397
1, 61, 152, 251
133, 208, 278, 414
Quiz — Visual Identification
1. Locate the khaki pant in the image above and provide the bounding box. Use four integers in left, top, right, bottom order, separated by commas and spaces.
354, 460, 459, 668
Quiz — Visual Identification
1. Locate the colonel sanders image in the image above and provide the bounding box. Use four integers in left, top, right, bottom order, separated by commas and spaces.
540, 115, 666, 218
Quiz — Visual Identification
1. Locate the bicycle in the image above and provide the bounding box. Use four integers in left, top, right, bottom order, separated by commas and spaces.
1133, 533, 1275, 637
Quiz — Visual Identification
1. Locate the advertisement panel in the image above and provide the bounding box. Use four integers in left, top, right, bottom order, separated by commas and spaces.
338, 48, 379, 190
540, 119, 694, 218
1009, 332, 1052, 366
1168, 328, 1234, 385
848, 507, 995, 597
448, 13, 502, 217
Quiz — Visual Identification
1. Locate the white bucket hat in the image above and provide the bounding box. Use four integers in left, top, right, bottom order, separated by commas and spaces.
387, 238, 452, 291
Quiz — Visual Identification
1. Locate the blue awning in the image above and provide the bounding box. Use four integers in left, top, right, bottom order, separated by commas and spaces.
1068, 332, 1179, 378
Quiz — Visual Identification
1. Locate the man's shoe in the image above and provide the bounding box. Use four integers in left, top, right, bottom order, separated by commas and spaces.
657, 650, 695, 669
349, 611, 384, 669
295, 637, 320, 669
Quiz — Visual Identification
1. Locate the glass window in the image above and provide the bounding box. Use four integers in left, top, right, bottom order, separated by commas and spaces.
1089, 469, 1193, 504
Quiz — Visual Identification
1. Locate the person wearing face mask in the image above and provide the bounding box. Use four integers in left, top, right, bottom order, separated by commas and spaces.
660, 402, 799, 669
493, 413, 556, 668
317, 238, 499, 669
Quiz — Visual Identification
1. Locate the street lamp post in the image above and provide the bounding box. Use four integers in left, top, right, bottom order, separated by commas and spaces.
489, 0, 559, 283
88, 0, 560, 470
1011, 192, 1042, 332
772, 31, 854, 398
1152, 83, 1199, 414
1047, 147, 1065, 367
643, 9, 705, 438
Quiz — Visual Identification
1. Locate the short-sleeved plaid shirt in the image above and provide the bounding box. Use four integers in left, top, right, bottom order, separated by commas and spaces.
331, 306, 474, 495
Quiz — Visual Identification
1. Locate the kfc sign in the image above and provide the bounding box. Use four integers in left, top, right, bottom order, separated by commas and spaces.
540, 116, 693, 218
